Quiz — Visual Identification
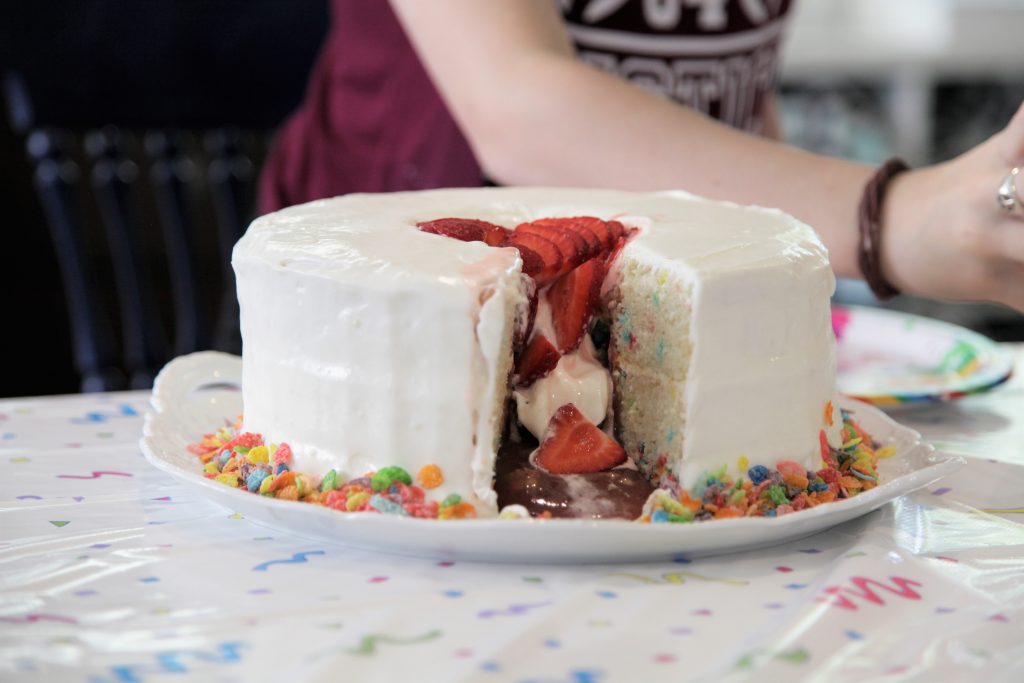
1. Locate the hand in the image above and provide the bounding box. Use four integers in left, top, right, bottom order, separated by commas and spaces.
882, 102, 1024, 311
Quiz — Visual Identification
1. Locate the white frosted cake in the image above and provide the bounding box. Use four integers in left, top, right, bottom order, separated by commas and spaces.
233, 187, 844, 517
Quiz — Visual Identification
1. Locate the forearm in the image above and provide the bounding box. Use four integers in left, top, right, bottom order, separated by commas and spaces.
475, 56, 874, 277
391, 0, 873, 278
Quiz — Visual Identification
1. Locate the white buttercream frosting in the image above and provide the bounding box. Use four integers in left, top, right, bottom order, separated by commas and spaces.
234, 187, 841, 514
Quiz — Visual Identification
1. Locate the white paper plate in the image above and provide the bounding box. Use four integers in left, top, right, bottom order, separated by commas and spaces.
834, 305, 1014, 406
141, 352, 964, 563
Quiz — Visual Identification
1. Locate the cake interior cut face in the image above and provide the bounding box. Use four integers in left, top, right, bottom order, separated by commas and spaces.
233, 187, 845, 519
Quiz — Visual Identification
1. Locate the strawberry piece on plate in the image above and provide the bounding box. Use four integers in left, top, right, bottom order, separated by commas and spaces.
535, 403, 627, 474
507, 232, 564, 285
417, 217, 509, 247
514, 334, 560, 387
545, 257, 605, 353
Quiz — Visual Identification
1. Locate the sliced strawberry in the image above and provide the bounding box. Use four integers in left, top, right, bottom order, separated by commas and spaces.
507, 232, 563, 285
545, 257, 605, 353
570, 217, 615, 253
417, 218, 509, 247
535, 403, 626, 474
511, 244, 545, 281
513, 334, 560, 387
517, 220, 591, 267
605, 219, 627, 244
604, 234, 630, 269
531, 217, 602, 260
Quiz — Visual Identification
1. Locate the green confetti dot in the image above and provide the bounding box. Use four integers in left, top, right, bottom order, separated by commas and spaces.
49, 521, 70, 527
776, 648, 810, 664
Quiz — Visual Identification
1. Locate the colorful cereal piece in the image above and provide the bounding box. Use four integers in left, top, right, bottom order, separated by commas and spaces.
776, 460, 805, 477
782, 471, 810, 490
273, 443, 293, 466
765, 485, 789, 506
417, 464, 444, 489
246, 469, 270, 492
246, 445, 269, 464
747, 465, 770, 485
371, 466, 413, 492
438, 502, 477, 520
214, 473, 239, 487
346, 491, 371, 511
276, 485, 299, 501
269, 471, 296, 492
320, 469, 339, 492
369, 494, 408, 516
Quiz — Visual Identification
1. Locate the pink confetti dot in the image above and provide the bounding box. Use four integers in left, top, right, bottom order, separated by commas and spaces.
369, 576, 388, 583
454, 648, 473, 658
776, 566, 794, 573
654, 654, 676, 664
437, 561, 455, 567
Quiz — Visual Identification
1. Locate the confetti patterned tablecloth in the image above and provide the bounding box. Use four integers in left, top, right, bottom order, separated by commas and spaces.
2, 347, 1023, 683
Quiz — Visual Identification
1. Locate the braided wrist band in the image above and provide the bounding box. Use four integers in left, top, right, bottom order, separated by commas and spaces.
857, 157, 910, 300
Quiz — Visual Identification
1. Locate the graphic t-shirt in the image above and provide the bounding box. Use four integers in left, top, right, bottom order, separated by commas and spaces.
259, 0, 793, 213
562, 0, 792, 133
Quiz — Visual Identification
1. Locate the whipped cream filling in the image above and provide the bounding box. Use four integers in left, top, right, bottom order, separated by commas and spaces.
512, 298, 613, 440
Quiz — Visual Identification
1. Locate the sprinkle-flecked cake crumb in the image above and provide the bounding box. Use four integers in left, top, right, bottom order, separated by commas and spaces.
187, 417, 476, 520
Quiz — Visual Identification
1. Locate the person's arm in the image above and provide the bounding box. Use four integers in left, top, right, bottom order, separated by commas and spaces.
390, 0, 1024, 310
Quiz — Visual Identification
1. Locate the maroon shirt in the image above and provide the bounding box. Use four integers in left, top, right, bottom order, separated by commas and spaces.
259, 0, 793, 213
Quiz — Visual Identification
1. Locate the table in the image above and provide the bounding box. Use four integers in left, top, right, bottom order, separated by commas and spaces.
2, 347, 1023, 682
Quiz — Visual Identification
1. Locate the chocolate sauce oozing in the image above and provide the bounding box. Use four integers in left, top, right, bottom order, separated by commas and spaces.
494, 436, 653, 520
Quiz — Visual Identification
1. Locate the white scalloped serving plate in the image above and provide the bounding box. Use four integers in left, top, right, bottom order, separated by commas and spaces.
141, 352, 964, 563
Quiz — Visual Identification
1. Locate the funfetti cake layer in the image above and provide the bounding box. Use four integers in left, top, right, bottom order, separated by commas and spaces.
234, 187, 844, 517
605, 196, 843, 491
233, 193, 529, 513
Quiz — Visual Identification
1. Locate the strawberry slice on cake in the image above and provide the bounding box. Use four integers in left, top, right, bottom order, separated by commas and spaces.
513, 334, 560, 388
417, 217, 509, 246
546, 258, 606, 354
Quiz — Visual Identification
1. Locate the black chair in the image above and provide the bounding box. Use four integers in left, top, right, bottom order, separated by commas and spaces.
11, 79, 262, 391
2, 0, 327, 392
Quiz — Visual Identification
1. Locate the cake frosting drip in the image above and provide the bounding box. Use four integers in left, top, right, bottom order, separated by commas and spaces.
235, 188, 842, 516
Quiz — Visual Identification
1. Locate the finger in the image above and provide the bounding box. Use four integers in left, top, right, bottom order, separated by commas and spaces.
1001, 100, 1024, 164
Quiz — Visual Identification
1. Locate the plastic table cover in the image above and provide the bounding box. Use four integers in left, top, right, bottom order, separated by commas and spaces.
2, 346, 1023, 683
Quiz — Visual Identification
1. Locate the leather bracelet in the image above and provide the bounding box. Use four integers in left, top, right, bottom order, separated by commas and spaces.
857, 157, 909, 300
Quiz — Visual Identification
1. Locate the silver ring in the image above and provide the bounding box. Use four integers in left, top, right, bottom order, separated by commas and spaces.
998, 167, 1020, 212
